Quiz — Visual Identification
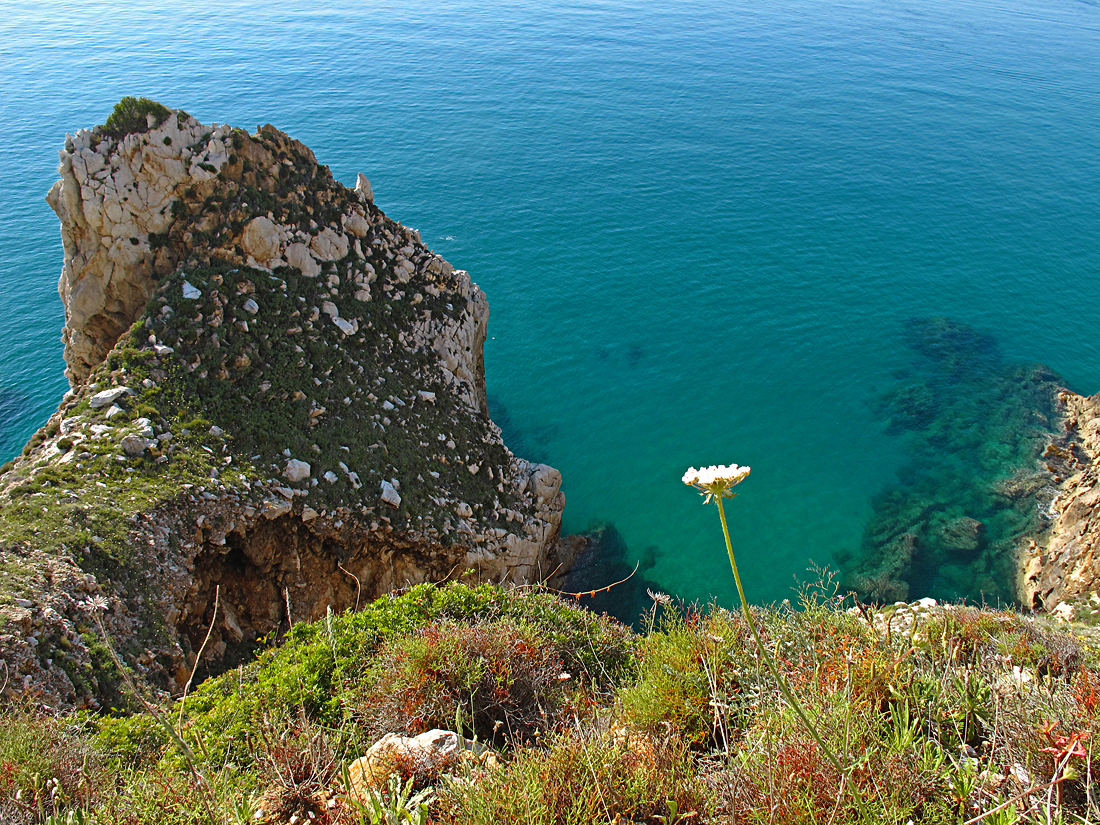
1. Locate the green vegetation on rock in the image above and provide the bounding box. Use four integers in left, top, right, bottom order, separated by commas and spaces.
99, 97, 172, 140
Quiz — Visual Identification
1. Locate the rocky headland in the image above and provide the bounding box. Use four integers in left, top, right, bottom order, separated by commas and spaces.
0, 100, 575, 708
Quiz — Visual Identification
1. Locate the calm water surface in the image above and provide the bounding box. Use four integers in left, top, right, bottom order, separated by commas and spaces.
1, 0, 1098, 612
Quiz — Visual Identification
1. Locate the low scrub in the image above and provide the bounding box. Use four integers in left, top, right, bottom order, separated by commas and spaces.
4, 582, 1100, 824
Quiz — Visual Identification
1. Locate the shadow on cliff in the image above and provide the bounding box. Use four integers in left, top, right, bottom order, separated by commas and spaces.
561, 522, 668, 629
837, 317, 1065, 605
488, 394, 559, 466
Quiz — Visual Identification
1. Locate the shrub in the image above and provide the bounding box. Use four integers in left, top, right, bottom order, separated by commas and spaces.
434, 727, 712, 824
352, 619, 567, 744
178, 583, 636, 764
100, 97, 171, 140
0, 706, 108, 820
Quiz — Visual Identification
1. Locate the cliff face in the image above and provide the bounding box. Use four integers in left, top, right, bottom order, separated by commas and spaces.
0, 105, 573, 708
1019, 391, 1100, 615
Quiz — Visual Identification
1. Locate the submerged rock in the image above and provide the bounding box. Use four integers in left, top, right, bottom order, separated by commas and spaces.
0, 101, 574, 708
841, 318, 1066, 604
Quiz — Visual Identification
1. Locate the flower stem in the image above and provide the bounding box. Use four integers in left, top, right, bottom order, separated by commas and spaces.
715, 496, 845, 774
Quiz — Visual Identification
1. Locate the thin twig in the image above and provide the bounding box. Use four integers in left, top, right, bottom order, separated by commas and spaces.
552, 561, 639, 599
961, 775, 1066, 825
574, 713, 614, 824
337, 563, 362, 612
179, 585, 220, 729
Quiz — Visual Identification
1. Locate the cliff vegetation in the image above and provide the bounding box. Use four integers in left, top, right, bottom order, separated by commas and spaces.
5, 580, 1100, 824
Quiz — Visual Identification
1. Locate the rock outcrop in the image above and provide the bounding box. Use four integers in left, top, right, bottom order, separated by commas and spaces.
1019, 391, 1100, 614
0, 103, 573, 708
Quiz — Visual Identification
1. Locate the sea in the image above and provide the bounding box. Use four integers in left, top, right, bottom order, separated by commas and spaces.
1, 0, 1099, 618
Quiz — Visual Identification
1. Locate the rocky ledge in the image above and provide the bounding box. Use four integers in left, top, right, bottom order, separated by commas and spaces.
0, 100, 575, 708
1019, 391, 1100, 616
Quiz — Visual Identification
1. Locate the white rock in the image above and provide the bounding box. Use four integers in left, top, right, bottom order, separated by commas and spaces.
284, 459, 312, 482
302, 506, 319, 521
456, 502, 473, 518
417, 390, 436, 403
104, 405, 124, 419
344, 210, 370, 237
324, 471, 338, 483
285, 242, 321, 278
380, 480, 401, 507
322, 301, 339, 318
120, 434, 151, 456
355, 173, 373, 203
532, 464, 562, 502
153, 344, 174, 356
1052, 601, 1076, 622
241, 216, 284, 266
333, 317, 357, 336
89, 386, 134, 408
261, 499, 292, 519
181, 281, 201, 300
310, 227, 349, 262
242, 298, 259, 314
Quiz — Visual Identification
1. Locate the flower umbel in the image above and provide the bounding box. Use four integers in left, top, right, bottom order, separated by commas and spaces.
682, 464, 751, 503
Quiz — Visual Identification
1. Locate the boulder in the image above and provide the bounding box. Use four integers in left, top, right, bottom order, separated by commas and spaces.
89, 386, 133, 409
345, 729, 481, 800
241, 216, 283, 267
284, 459, 311, 482
380, 481, 401, 507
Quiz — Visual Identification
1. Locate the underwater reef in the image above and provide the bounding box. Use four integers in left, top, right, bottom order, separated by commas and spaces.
839, 317, 1067, 605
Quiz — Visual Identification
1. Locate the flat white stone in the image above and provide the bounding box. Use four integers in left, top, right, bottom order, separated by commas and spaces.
380, 480, 401, 507
89, 386, 133, 408
284, 459, 311, 482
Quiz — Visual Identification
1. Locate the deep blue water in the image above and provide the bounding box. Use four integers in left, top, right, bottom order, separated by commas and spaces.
2, 0, 1099, 611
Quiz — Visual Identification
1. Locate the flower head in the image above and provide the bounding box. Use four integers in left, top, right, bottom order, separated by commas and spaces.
683, 464, 750, 503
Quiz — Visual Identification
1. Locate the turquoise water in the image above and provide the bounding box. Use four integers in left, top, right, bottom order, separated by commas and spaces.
2, 0, 1099, 612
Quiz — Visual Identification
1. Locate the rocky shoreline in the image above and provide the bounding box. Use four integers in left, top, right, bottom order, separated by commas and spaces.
1019, 390, 1100, 617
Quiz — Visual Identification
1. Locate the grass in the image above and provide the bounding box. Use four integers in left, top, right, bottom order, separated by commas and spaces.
4, 580, 1100, 823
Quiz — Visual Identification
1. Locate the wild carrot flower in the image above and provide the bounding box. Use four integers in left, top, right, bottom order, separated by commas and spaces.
684, 461, 845, 773
682, 464, 750, 503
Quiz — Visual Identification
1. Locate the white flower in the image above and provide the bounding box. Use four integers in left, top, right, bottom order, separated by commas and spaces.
683, 463, 751, 502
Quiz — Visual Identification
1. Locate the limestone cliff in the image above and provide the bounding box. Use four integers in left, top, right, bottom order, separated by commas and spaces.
1019, 391, 1100, 615
0, 102, 573, 708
